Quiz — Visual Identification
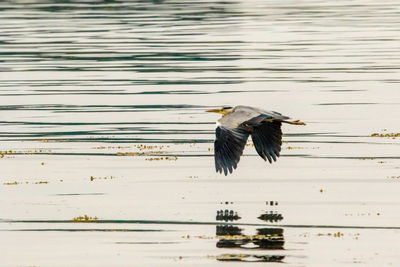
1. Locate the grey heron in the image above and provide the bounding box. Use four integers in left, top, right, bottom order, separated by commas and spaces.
206, 105, 305, 175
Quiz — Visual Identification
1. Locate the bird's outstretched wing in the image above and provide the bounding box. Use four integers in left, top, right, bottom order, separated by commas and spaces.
251, 121, 282, 163
214, 126, 249, 175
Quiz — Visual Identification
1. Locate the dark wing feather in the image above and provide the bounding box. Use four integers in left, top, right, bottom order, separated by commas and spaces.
251, 121, 282, 163
214, 126, 249, 175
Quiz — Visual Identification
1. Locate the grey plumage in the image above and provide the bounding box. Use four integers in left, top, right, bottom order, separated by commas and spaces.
207, 105, 305, 175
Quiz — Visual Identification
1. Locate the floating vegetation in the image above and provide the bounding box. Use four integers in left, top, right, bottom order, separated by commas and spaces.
117, 152, 140, 156
286, 146, 319, 150
0, 150, 14, 158
90, 175, 115, 181
317, 232, 344, 237
73, 215, 98, 222
3, 181, 19, 185
93, 145, 130, 150
371, 132, 400, 138
1, 149, 52, 157
89, 143, 176, 157
345, 212, 381, 216
135, 144, 168, 151
116, 148, 169, 157
116, 151, 168, 156
145, 156, 178, 161
181, 235, 213, 240
3, 180, 49, 185
24, 149, 52, 155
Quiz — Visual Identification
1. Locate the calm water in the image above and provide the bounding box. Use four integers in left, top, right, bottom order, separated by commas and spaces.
1, 0, 400, 266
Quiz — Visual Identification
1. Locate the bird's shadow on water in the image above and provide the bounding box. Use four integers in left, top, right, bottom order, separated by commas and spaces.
215, 201, 285, 263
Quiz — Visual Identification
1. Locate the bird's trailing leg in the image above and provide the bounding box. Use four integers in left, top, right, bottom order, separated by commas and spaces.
282, 120, 306, 125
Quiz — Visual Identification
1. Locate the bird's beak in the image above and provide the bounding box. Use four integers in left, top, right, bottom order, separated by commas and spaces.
206, 109, 223, 114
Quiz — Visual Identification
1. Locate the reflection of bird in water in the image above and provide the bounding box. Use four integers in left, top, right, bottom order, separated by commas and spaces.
258, 211, 284, 223
216, 226, 284, 250
216, 209, 241, 222
206, 106, 305, 175
215, 206, 285, 262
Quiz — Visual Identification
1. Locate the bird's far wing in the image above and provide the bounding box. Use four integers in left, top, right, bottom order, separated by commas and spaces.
250, 121, 282, 164
214, 126, 249, 175
235, 106, 290, 121
243, 113, 290, 126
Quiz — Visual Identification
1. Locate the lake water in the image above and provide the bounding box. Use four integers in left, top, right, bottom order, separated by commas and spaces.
1, 0, 400, 266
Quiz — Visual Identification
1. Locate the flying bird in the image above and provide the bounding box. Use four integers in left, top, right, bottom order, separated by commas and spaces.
206, 105, 305, 175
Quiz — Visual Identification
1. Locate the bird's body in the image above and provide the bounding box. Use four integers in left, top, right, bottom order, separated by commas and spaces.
206, 105, 305, 175
217, 106, 289, 128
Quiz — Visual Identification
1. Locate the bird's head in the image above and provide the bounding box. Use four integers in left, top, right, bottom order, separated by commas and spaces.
205, 106, 234, 116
